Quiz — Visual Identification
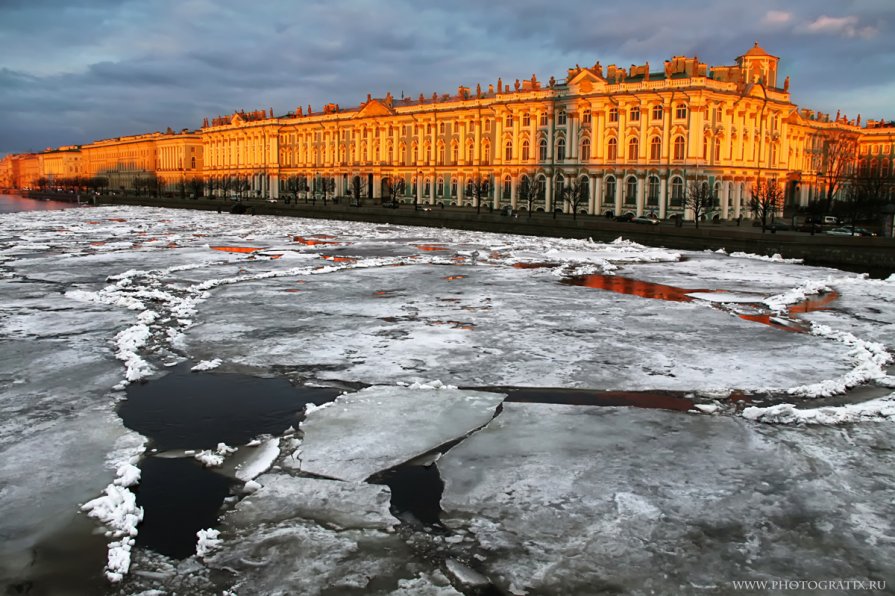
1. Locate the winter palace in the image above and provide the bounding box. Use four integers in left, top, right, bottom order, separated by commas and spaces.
2, 43, 894, 219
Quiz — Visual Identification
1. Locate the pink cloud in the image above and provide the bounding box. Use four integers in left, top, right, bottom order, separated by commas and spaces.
802, 15, 878, 38
762, 10, 792, 26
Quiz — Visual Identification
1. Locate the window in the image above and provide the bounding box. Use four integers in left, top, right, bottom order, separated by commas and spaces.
424, 179, 431, 196
556, 138, 566, 161
537, 175, 547, 200
484, 119, 491, 132
647, 176, 660, 206
625, 176, 637, 204
437, 177, 444, 197
609, 107, 619, 122
540, 112, 548, 126
523, 113, 531, 126
557, 111, 567, 126
452, 143, 459, 163
714, 137, 721, 162
439, 122, 445, 134
190, 156, 196, 169
505, 114, 513, 127
652, 105, 663, 121
703, 137, 709, 160
630, 106, 640, 122
555, 174, 565, 202
503, 175, 512, 199
628, 137, 639, 161
522, 140, 530, 161
650, 137, 661, 161
675, 104, 687, 119
605, 176, 616, 203
583, 110, 592, 124
539, 138, 548, 161
673, 136, 685, 160
768, 143, 776, 166
671, 176, 684, 206
481, 141, 491, 162
505, 141, 513, 161
607, 138, 618, 161
581, 138, 591, 161
438, 144, 445, 164
451, 178, 457, 197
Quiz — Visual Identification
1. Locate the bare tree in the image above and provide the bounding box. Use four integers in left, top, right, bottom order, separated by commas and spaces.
684, 180, 715, 229
382, 174, 405, 207
468, 174, 490, 214
519, 174, 544, 219
187, 177, 206, 199
811, 129, 858, 213
840, 172, 893, 234
750, 179, 783, 233
283, 175, 304, 204
351, 175, 368, 207
563, 175, 589, 220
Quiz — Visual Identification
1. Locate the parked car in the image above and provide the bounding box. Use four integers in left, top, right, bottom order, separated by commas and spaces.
825, 227, 876, 237
499, 205, 514, 216
614, 212, 635, 222
631, 215, 660, 225
380, 200, 399, 208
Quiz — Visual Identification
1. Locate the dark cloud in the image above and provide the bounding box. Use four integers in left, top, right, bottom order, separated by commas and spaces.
1, 0, 894, 155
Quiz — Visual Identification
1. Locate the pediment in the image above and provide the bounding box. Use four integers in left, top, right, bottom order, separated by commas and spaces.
231, 114, 244, 126
567, 69, 606, 94
356, 99, 395, 118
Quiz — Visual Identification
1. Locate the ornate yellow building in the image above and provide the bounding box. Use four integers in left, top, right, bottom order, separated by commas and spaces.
4, 43, 894, 219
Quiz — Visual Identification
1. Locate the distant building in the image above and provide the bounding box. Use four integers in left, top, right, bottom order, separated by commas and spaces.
3, 43, 894, 219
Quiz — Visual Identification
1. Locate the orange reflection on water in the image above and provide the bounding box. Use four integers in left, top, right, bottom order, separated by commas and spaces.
294, 236, 337, 246
564, 275, 702, 302
737, 314, 805, 333
787, 291, 839, 313
322, 255, 356, 263
414, 244, 449, 252
210, 246, 263, 254
444, 275, 466, 281
107, 218, 127, 223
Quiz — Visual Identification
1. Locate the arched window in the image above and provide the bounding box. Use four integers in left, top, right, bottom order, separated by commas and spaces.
713, 182, 722, 207
650, 137, 661, 161
539, 138, 548, 161
625, 176, 637, 205
628, 137, 639, 161
481, 141, 491, 163
424, 178, 431, 196
451, 143, 459, 164
579, 176, 589, 205
607, 138, 618, 161
703, 137, 709, 160
673, 136, 685, 161
869, 159, 878, 177
768, 144, 777, 166
539, 112, 548, 126
505, 140, 513, 161
451, 178, 458, 197
504, 175, 512, 199
537, 175, 547, 200
519, 175, 529, 198
713, 138, 721, 162
605, 176, 616, 204
438, 144, 445, 165
437, 177, 445, 197
522, 140, 530, 161
671, 176, 684, 206
883, 159, 891, 177
581, 138, 591, 161
647, 176, 660, 206
557, 138, 566, 161
630, 106, 640, 121
555, 174, 565, 202
190, 156, 196, 169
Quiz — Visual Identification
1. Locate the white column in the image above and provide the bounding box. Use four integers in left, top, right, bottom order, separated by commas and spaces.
510, 176, 517, 209
659, 176, 667, 219
614, 174, 623, 215
589, 174, 599, 215
545, 174, 553, 211
635, 174, 645, 216
721, 181, 730, 220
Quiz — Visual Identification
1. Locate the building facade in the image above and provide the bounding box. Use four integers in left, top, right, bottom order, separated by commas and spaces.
3, 43, 894, 219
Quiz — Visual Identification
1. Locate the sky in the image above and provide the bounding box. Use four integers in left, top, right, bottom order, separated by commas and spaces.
1, 0, 894, 156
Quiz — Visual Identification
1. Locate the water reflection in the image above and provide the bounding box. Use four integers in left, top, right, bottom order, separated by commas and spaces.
562, 274, 703, 302
0, 193, 91, 213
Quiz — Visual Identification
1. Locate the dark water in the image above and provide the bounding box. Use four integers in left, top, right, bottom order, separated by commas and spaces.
119, 364, 341, 450
370, 464, 446, 529
0, 193, 90, 213
133, 457, 235, 559
118, 365, 342, 558
499, 386, 695, 411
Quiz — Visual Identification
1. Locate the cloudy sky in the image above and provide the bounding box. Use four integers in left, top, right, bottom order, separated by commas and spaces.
1, 0, 894, 156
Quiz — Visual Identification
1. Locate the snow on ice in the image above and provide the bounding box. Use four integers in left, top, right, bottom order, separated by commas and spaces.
294, 385, 504, 481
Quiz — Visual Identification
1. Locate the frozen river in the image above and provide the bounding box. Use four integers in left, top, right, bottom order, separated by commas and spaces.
0, 201, 893, 595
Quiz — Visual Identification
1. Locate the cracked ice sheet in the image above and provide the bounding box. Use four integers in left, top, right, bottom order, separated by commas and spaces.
186, 261, 853, 392
204, 474, 416, 596
292, 385, 505, 481
438, 402, 895, 595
